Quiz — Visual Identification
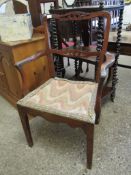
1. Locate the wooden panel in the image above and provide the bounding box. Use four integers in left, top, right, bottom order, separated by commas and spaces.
13, 38, 50, 92
0, 49, 20, 106
2, 54, 22, 98
0, 33, 51, 106
0, 54, 9, 91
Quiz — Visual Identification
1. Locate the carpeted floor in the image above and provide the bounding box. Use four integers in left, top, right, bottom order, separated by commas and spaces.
0, 55, 131, 175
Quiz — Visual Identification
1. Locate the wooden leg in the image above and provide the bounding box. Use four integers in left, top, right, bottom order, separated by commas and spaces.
95, 98, 102, 124
94, 64, 98, 81
77, 60, 82, 76
105, 67, 113, 87
95, 113, 100, 125
74, 59, 78, 78
94, 98, 101, 125
86, 123, 94, 169
86, 63, 89, 73
67, 58, 70, 66
79, 61, 83, 73
17, 105, 33, 147
56, 56, 65, 78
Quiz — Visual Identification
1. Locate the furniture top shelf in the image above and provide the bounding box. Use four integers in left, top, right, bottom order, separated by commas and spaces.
0, 33, 45, 47
50, 4, 124, 14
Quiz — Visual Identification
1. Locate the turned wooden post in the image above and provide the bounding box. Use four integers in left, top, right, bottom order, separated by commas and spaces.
95, 0, 104, 80
50, 18, 65, 78
111, 0, 124, 101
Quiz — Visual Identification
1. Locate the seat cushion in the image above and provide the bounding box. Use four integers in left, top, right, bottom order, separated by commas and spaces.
17, 78, 98, 124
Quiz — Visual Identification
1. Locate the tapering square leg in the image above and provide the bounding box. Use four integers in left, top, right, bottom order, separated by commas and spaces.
17, 105, 33, 147
86, 123, 94, 169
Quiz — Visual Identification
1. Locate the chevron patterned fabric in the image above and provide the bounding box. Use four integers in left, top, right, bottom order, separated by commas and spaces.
18, 78, 98, 124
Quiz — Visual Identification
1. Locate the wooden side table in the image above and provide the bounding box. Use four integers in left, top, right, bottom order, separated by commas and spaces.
0, 33, 51, 106
109, 31, 131, 69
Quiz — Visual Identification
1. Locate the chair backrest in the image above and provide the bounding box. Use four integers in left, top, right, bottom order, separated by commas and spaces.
51, 11, 111, 82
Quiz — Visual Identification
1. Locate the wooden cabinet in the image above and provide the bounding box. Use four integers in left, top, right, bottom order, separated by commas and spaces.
0, 34, 51, 106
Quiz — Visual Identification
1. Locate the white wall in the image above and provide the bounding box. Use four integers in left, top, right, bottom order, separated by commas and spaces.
123, 4, 131, 24
0, 0, 15, 14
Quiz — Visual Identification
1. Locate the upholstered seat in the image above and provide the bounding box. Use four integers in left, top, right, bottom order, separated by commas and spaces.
18, 78, 98, 124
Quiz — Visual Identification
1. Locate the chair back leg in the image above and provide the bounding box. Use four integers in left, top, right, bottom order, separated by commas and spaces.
17, 106, 33, 147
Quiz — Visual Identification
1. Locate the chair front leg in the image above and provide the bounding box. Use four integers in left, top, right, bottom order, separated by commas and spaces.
86, 63, 89, 73
17, 105, 33, 147
67, 58, 70, 66
86, 123, 94, 169
79, 60, 83, 73
74, 59, 78, 78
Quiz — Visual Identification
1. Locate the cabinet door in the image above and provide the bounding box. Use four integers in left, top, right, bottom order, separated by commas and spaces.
13, 38, 50, 92
0, 52, 9, 91
2, 51, 22, 98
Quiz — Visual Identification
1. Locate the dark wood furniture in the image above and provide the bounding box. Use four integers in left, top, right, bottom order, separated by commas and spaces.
28, 0, 59, 27
16, 12, 115, 169
109, 31, 131, 69
0, 34, 51, 106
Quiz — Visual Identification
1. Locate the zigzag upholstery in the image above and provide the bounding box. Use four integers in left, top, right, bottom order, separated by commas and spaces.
17, 78, 98, 124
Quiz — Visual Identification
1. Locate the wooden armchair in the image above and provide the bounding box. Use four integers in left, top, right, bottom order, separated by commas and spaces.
15, 11, 115, 169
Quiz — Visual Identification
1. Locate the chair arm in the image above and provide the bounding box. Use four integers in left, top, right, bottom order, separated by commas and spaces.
15, 50, 47, 70
101, 53, 115, 78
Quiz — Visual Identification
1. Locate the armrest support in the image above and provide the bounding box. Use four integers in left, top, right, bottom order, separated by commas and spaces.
101, 53, 115, 78
95, 53, 115, 123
